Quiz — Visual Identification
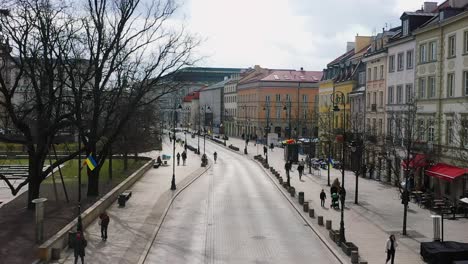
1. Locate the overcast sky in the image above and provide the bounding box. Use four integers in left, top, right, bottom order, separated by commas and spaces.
176, 0, 444, 71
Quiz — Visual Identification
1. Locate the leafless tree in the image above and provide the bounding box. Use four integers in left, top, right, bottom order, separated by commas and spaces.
0, 0, 81, 208
63, 0, 199, 196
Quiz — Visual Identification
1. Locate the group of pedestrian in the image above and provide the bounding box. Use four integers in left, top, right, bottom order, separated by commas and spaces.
284, 159, 306, 181
176, 151, 187, 166
73, 211, 110, 264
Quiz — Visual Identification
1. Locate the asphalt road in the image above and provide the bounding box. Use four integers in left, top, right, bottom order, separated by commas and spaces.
144, 137, 340, 264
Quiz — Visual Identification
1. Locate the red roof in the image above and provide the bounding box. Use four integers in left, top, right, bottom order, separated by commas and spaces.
402, 154, 427, 168
182, 90, 200, 102
262, 70, 323, 82
426, 163, 467, 182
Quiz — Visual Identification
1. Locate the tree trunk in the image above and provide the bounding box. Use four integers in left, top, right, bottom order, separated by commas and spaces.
87, 168, 100, 197
27, 154, 45, 209
27, 178, 40, 210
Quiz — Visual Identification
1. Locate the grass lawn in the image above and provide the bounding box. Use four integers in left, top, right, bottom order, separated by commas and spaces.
0, 159, 29, 165
0, 143, 78, 152
43, 158, 147, 185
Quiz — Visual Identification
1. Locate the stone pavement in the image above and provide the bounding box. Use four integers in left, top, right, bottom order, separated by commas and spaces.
219, 135, 468, 263
53, 135, 205, 264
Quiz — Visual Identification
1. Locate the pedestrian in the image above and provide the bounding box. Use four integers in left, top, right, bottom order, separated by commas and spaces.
241, 133, 245, 140
214, 151, 217, 163
298, 161, 304, 181
284, 160, 291, 179
99, 211, 110, 241
385, 234, 397, 264
263, 145, 267, 156
176, 152, 180, 166
169, 132, 172, 143
362, 164, 367, 178
270, 143, 274, 151
320, 189, 326, 207
74, 231, 87, 264
299, 158, 305, 174
369, 164, 375, 179
182, 151, 187, 166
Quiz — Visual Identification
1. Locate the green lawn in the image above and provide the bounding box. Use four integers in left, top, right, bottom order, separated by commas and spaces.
0, 143, 78, 152
44, 158, 147, 184
0, 159, 29, 165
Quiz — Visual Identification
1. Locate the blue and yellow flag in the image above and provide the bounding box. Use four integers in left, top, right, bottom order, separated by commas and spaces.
83, 154, 98, 171
328, 157, 334, 168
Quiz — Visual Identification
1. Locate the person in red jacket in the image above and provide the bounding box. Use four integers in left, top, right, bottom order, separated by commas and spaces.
99, 211, 110, 241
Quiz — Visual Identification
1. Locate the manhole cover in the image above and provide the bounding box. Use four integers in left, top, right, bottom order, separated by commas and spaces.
252, 235, 266, 240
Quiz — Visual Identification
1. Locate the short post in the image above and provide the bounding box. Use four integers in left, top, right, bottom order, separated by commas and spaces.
318, 215, 324, 226
303, 201, 309, 212
289, 187, 295, 197
350, 251, 359, 264
32, 198, 48, 243
309, 209, 315, 218
326, 219, 332, 230
279, 177, 283, 184
298, 192, 304, 205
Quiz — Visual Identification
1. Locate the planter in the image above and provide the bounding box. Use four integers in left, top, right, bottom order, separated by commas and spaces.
341, 242, 358, 256
329, 229, 339, 242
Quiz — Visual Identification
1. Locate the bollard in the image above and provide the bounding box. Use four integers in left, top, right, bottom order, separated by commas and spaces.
298, 192, 304, 205
279, 178, 283, 184
350, 251, 359, 264
282, 182, 289, 188
289, 186, 295, 196
303, 201, 309, 212
318, 215, 324, 226
32, 198, 48, 243
309, 209, 315, 218
326, 220, 332, 230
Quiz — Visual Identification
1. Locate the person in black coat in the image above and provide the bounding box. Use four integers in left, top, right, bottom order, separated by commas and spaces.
74, 231, 86, 264
320, 189, 327, 207
176, 152, 181, 166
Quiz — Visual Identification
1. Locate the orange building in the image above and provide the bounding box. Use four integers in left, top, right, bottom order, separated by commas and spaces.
236, 65, 322, 139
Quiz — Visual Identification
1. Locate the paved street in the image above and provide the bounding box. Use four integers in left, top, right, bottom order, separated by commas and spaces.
144, 136, 341, 264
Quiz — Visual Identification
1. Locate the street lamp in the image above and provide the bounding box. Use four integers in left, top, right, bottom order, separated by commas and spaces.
263, 102, 271, 164
331, 91, 346, 244
201, 105, 211, 155
350, 140, 362, 204
283, 101, 292, 139
171, 104, 182, 191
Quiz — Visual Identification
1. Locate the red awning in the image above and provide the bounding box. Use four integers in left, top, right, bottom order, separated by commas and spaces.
425, 163, 468, 182
402, 154, 427, 168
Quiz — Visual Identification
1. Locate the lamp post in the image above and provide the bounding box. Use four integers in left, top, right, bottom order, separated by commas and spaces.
242, 105, 249, 154
327, 106, 333, 186
283, 101, 292, 139
331, 91, 346, 244
201, 105, 210, 155
171, 104, 182, 191
350, 140, 362, 204
263, 102, 271, 164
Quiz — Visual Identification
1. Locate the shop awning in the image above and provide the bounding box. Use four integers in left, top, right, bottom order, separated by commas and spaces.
402, 154, 427, 168
425, 163, 467, 182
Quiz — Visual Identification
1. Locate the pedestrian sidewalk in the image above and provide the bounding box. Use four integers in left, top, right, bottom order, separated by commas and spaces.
54, 135, 204, 264
220, 135, 468, 263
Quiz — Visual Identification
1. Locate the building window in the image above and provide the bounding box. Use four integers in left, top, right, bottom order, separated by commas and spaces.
448, 35, 456, 58
379, 119, 383, 136
406, 50, 414, 69
428, 76, 436, 98
420, 43, 427, 63
402, 19, 409, 36
418, 78, 426, 98
387, 118, 393, 136
373, 92, 376, 104
379, 91, 383, 106
396, 85, 403, 103
359, 71, 365, 85
418, 119, 425, 141
276, 107, 281, 119
373, 66, 377, 80
447, 119, 454, 145
447, 73, 454, 97
266, 95, 271, 102
367, 68, 371, 81
389, 55, 395, 72
276, 94, 281, 101
380, 65, 384, 79
464, 30, 468, 54
429, 41, 437, 61
372, 119, 376, 135
302, 94, 308, 103
397, 53, 404, 71
286, 94, 290, 101
428, 119, 435, 142
405, 84, 413, 103
388, 86, 394, 104
367, 92, 370, 107
464, 71, 468, 96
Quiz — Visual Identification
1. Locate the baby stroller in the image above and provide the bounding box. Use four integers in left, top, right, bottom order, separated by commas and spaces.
331, 192, 339, 209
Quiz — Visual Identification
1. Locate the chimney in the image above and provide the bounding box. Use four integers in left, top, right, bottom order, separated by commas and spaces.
254, 65, 261, 71
423, 2, 437, 12
300, 67, 304, 71
346, 42, 355, 52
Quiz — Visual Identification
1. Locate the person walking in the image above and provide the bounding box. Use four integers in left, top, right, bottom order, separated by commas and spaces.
263, 145, 267, 156
213, 151, 217, 163
74, 231, 87, 264
181, 151, 187, 166
284, 160, 291, 183
320, 189, 326, 207
385, 234, 397, 264
297, 162, 304, 181
99, 211, 110, 241
299, 158, 305, 174
176, 152, 180, 166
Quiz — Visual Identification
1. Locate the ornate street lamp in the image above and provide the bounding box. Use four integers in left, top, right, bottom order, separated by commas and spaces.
263, 102, 271, 164
331, 91, 346, 244
171, 104, 182, 190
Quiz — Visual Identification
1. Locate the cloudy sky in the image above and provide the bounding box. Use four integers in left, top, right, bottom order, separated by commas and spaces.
177, 0, 443, 71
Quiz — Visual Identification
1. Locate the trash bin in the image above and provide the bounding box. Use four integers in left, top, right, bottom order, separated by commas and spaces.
68, 231, 76, 248
431, 215, 441, 241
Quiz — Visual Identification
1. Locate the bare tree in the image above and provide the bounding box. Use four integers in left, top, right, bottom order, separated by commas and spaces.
0, 0, 81, 208
64, 0, 199, 196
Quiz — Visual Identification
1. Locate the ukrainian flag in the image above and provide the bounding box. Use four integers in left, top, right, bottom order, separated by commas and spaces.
328, 157, 334, 168
84, 154, 98, 171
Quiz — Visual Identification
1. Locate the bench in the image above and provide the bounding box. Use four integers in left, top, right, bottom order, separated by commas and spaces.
118, 190, 132, 207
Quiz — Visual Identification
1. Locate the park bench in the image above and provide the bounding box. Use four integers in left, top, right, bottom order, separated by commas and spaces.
118, 190, 132, 207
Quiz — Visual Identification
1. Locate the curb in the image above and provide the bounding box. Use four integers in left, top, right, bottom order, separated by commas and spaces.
137, 162, 212, 264
250, 156, 349, 264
